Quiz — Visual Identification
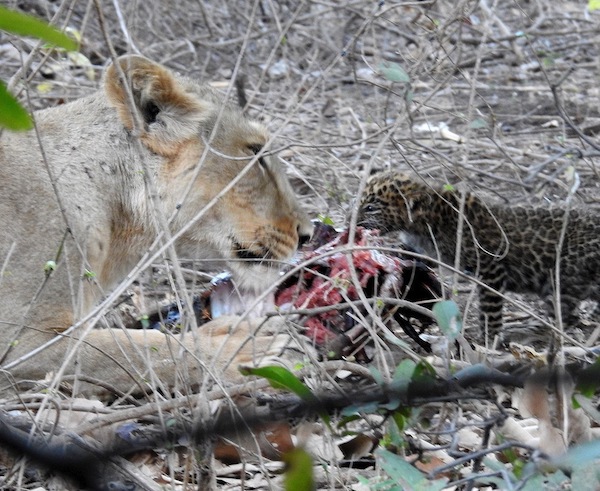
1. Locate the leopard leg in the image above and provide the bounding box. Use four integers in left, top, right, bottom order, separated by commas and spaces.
478, 287, 504, 339
545, 282, 585, 328
591, 285, 600, 322
478, 262, 507, 341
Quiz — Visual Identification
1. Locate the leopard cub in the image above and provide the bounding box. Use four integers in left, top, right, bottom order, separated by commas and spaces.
357, 171, 600, 338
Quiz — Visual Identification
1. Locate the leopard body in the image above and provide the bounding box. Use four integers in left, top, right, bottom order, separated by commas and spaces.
357, 171, 600, 336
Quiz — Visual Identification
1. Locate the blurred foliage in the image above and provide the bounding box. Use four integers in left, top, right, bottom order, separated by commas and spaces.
0, 5, 77, 130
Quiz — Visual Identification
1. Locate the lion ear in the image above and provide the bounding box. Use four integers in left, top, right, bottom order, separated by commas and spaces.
104, 55, 208, 155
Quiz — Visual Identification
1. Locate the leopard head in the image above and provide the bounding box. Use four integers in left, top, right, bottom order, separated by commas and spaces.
356, 171, 434, 234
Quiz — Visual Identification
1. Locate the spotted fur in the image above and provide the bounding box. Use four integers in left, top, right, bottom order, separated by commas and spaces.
357, 171, 600, 336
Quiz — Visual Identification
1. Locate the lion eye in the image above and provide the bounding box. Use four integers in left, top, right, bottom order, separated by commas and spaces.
248, 144, 268, 169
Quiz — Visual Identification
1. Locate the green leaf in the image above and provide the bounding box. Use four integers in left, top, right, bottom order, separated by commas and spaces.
379, 62, 410, 83
413, 360, 436, 377
410, 360, 438, 396
0, 81, 32, 130
0, 5, 77, 51
432, 300, 462, 341
515, 468, 570, 491
376, 448, 425, 486
341, 400, 381, 416
375, 447, 448, 490
389, 359, 416, 394
469, 117, 488, 129
573, 393, 600, 424
240, 365, 314, 400
243, 365, 333, 426
571, 462, 600, 491
576, 357, 600, 397
390, 409, 410, 439
501, 446, 524, 476
589, 0, 600, 11
553, 439, 600, 470
379, 325, 412, 349
369, 365, 386, 387
466, 459, 514, 489
371, 479, 400, 491
316, 213, 335, 226
336, 414, 361, 428
283, 448, 314, 491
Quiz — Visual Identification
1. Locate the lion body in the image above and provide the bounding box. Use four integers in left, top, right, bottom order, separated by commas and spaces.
0, 56, 311, 396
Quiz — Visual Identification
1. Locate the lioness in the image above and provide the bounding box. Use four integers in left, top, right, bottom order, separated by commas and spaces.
0, 55, 312, 397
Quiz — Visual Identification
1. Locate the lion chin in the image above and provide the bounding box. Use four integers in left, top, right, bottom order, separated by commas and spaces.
0, 55, 312, 398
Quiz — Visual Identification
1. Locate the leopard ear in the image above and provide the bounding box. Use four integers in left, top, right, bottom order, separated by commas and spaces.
404, 197, 417, 222
409, 192, 428, 207
405, 193, 429, 221
104, 55, 209, 155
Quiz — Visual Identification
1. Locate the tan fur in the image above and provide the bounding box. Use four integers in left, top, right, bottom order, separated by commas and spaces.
0, 56, 312, 397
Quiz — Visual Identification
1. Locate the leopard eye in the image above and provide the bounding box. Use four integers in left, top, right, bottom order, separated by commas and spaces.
248, 144, 268, 169
363, 204, 376, 213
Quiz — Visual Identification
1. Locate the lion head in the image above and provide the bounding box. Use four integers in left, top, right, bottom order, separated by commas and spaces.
102, 56, 313, 291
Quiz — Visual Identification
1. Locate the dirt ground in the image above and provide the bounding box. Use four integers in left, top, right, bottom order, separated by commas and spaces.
1, 0, 600, 489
